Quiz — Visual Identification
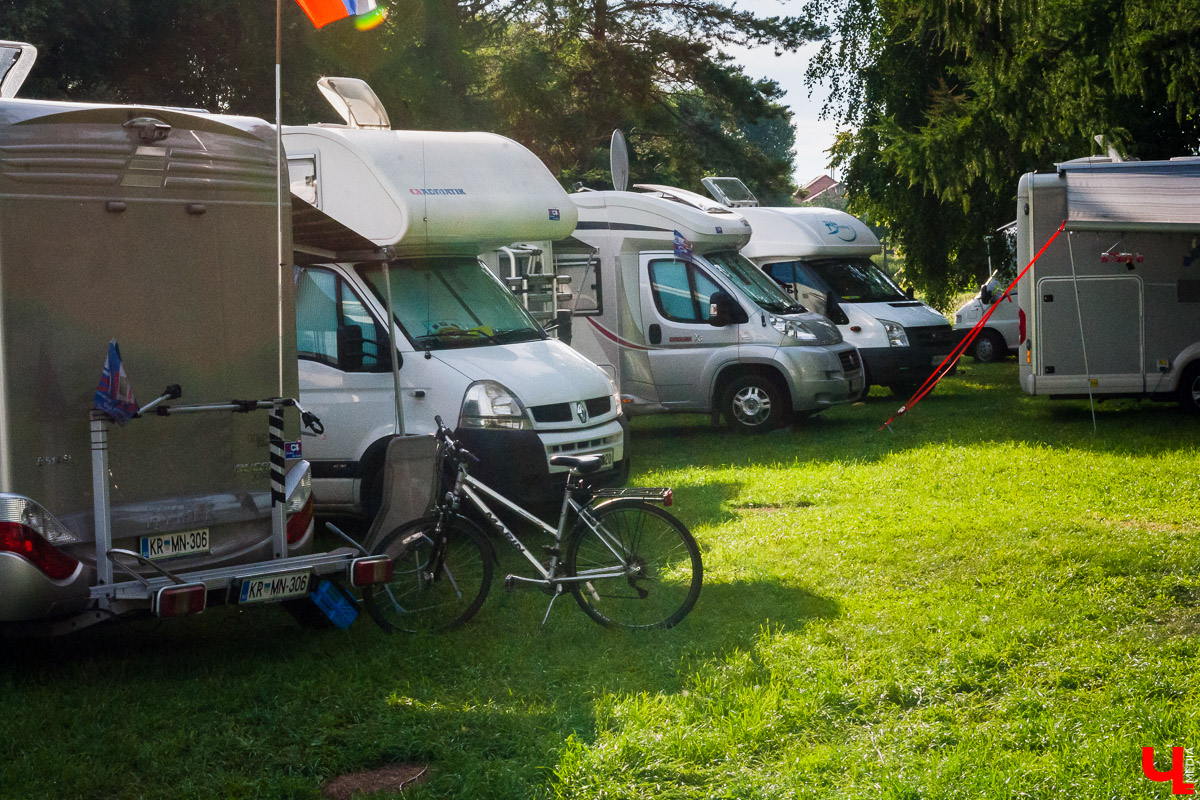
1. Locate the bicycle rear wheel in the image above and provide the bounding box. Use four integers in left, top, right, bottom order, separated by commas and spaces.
564, 499, 702, 629
364, 515, 493, 633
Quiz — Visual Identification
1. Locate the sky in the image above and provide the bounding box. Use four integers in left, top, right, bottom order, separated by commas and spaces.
720, 0, 843, 188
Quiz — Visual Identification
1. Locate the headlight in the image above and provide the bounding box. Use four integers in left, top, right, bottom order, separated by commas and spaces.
458, 380, 532, 430
881, 319, 909, 347
769, 315, 819, 342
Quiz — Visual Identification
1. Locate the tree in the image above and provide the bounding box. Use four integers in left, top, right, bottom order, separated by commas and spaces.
804, 0, 1200, 306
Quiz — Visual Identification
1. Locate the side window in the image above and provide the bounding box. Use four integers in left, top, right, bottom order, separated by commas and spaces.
765, 262, 798, 297
691, 268, 722, 323
294, 266, 387, 371
295, 267, 339, 366
556, 253, 602, 315
649, 259, 697, 322
288, 156, 318, 207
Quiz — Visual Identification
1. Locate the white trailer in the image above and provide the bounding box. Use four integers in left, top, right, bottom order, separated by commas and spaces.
546, 188, 864, 432
1017, 157, 1200, 410
284, 79, 626, 512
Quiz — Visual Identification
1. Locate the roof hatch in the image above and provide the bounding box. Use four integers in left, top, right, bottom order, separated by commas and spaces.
316, 77, 391, 130
0, 41, 37, 98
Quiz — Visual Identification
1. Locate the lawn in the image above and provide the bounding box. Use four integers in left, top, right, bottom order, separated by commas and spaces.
3, 361, 1200, 799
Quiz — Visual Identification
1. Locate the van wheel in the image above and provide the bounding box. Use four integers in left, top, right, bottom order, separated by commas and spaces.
723, 375, 790, 433
1178, 363, 1200, 413
972, 330, 1006, 363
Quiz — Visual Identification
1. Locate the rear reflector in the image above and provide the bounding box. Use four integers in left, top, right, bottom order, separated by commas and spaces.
350, 555, 393, 587
153, 583, 207, 618
663, 488, 673, 507
0, 521, 81, 580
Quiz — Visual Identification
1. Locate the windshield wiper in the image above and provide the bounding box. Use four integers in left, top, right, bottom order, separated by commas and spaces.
418, 327, 503, 346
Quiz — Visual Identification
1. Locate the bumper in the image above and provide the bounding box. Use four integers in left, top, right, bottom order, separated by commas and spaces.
0, 552, 91, 623
778, 344, 865, 412
455, 416, 627, 506
860, 344, 956, 387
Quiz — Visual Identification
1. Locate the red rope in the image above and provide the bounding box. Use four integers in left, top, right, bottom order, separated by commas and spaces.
878, 221, 1067, 431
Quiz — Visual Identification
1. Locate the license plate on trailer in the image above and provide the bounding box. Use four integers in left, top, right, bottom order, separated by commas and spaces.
238, 571, 312, 605
140, 528, 210, 560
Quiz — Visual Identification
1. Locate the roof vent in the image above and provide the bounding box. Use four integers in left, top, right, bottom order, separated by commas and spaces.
317, 77, 391, 130
702, 176, 759, 208
0, 41, 37, 98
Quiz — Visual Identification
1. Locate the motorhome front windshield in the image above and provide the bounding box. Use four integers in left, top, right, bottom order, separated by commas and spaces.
785, 258, 905, 303
703, 250, 805, 315
359, 257, 546, 349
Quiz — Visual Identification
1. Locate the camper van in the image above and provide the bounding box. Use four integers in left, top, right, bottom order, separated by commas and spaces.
953, 222, 1019, 362
690, 179, 956, 396
1017, 156, 1200, 410
0, 45, 387, 634
546, 188, 864, 433
284, 79, 626, 512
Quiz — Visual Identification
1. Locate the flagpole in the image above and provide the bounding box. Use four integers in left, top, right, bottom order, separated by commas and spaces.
275, 0, 285, 399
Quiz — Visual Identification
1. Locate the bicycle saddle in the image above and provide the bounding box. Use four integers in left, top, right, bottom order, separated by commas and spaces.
549, 454, 606, 474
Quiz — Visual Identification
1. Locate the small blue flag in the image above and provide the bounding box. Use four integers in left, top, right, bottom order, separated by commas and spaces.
94, 339, 138, 425
673, 229, 693, 261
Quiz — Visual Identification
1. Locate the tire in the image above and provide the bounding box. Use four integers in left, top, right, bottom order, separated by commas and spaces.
972, 330, 1006, 363
564, 499, 702, 630
722, 374, 791, 433
1178, 363, 1200, 413
363, 515, 493, 633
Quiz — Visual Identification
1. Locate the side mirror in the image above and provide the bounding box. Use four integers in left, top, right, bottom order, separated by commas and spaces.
905, 286, 915, 300
979, 284, 994, 305
708, 291, 746, 327
337, 324, 365, 371
554, 309, 573, 346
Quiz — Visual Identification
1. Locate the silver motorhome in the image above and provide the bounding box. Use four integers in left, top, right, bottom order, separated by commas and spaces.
1017, 157, 1200, 410
550, 189, 864, 432
0, 46, 377, 633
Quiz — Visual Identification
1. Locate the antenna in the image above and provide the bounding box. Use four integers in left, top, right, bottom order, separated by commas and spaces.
610, 129, 629, 192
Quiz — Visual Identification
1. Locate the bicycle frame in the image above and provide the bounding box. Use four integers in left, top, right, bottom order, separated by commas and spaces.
452, 468, 633, 590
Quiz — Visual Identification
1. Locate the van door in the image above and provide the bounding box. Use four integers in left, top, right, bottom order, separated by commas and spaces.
640, 254, 740, 408
295, 265, 396, 503
1035, 275, 1143, 391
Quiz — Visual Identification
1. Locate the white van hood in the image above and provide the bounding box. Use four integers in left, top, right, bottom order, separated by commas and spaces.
857, 300, 949, 328
433, 339, 614, 405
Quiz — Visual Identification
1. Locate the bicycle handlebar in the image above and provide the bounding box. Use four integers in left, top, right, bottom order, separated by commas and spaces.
431, 415, 479, 464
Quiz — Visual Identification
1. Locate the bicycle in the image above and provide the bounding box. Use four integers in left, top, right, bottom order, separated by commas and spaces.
362, 416, 702, 632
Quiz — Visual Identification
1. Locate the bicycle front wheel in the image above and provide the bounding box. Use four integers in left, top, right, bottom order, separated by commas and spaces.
564, 499, 702, 629
364, 515, 493, 633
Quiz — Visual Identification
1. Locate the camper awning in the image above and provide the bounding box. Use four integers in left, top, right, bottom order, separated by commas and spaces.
291, 193, 387, 264
1060, 159, 1200, 232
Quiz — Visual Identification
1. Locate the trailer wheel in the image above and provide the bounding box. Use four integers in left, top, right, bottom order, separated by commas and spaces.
971, 330, 1006, 363
1178, 363, 1200, 413
722, 374, 791, 433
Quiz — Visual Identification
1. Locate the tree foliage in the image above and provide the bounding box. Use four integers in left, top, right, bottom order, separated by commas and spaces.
804, 0, 1200, 305
0, 0, 820, 200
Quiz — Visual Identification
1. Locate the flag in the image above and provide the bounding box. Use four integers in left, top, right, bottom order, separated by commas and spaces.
94, 340, 138, 426
293, 0, 387, 30
673, 230, 693, 261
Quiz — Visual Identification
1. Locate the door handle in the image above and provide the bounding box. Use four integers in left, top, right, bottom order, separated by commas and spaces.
648, 324, 662, 345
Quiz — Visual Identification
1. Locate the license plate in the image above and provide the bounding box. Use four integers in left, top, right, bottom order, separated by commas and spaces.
140, 528, 210, 560
595, 450, 614, 468
238, 571, 312, 604
932, 354, 950, 366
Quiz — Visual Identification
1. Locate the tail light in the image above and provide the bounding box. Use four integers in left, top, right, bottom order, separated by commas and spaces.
0, 496, 80, 580
284, 462, 314, 545
286, 496, 314, 544
0, 521, 80, 580
153, 583, 206, 618
350, 555, 393, 587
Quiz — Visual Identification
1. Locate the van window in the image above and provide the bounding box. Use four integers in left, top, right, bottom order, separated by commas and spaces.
648, 259, 723, 323
294, 266, 388, 370
359, 257, 546, 350
704, 251, 804, 314
798, 258, 905, 303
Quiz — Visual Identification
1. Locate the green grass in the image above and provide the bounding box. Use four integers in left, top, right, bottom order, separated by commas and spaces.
4, 361, 1200, 799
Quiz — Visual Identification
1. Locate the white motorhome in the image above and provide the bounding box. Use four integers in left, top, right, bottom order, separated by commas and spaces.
0, 45, 387, 634
284, 79, 626, 512
546, 188, 864, 432
953, 222, 1020, 363
1017, 156, 1200, 411
692, 179, 957, 396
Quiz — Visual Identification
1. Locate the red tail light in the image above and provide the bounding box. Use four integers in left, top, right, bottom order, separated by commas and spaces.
1018, 307, 1026, 344
0, 521, 80, 580
286, 496, 314, 545
350, 555, 394, 587
154, 583, 207, 618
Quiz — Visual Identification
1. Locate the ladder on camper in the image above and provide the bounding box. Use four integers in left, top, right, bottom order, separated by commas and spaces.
86, 389, 390, 622
496, 245, 573, 329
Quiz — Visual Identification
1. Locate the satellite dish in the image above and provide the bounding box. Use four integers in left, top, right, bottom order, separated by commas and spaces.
610, 129, 629, 192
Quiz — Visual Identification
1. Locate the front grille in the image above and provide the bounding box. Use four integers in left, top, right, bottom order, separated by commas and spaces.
838, 350, 861, 371
530, 402, 571, 423
907, 324, 956, 348
547, 433, 622, 455
584, 395, 612, 417
530, 395, 612, 423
